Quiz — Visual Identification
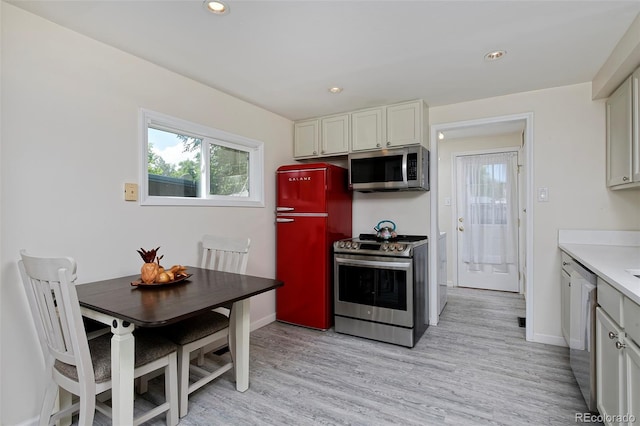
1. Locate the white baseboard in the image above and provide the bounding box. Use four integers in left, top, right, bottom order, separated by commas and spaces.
531, 332, 567, 347
13, 416, 38, 426
251, 313, 276, 332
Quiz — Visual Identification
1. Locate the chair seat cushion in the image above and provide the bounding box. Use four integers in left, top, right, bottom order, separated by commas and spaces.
161, 311, 229, 345
54, 332, 177, 383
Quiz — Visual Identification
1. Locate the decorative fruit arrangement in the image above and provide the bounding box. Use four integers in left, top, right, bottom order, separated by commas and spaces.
137, 247, 188, 284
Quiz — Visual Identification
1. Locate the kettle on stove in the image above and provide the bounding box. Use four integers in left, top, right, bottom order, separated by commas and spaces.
374, 220, 398, 241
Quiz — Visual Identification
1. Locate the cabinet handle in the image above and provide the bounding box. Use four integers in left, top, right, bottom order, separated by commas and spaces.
616, 341, 626, 350
313, 151, 317, 155
608, 331, 617, 340
386, 141, 391, 146
376, 143, 381, 148
623, 176, 630, 182
562, 261, 569, 266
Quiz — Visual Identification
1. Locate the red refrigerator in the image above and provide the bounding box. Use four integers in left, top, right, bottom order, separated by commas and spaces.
276, 163, 352, 330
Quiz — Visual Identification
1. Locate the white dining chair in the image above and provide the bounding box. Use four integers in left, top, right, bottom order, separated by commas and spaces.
164, 235, 251, 418
18, 250, 179, 426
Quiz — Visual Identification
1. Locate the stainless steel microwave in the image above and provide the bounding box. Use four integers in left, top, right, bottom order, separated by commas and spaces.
348, 146, 429, 192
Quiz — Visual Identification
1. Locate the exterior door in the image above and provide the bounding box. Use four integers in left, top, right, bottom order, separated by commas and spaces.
455, 151, 519, 292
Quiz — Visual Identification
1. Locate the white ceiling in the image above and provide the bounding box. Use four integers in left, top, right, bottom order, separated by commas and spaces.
8, 0, 640, 121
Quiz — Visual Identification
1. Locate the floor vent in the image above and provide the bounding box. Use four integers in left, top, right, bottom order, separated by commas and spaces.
517, 316, 526, 328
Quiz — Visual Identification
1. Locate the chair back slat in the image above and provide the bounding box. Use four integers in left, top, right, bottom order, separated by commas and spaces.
200, 235, 250, 274
39, 279, 68, 356
19, 251, 95, 380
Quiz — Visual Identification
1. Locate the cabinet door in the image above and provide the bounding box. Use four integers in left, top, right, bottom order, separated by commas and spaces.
596, 307, 626, 425
632, 69, 640, 183
606, 76, 633, 187
351, 107, 385, 151
386, 101, 422, 147
561, 269, 571, 345
626, 338, 640, 425
294, 119, 319, 158
321, 114, 349, 155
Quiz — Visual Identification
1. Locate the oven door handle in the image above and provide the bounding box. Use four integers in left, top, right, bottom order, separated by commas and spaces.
335, 256, 411, 269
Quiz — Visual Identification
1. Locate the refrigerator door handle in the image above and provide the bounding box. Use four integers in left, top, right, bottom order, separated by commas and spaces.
276, 218, 295, 223
276, 207, 295, 212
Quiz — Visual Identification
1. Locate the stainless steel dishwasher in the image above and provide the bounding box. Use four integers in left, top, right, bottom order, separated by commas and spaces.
561, 251, 598, 412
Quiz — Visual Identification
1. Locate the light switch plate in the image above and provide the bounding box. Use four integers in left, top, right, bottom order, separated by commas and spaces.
537, 187, 549, 202
124, 183, 138, 201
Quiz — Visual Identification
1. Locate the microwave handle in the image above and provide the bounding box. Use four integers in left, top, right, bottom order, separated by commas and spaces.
402, 151, 408, 185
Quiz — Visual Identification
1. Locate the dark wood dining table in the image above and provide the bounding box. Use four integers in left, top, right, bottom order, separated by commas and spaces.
76, 266, 283, 425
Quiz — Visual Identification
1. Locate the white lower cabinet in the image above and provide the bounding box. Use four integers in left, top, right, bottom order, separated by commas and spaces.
596, 307, 626, 425
561, 267, 571, 344
596, 304, 640, 425
626, 338, 640, 423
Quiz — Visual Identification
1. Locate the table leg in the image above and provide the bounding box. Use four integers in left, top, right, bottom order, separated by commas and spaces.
110, 319, 135, 425
230, 299, 250, 392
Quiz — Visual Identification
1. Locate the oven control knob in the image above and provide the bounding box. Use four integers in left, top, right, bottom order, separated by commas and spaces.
338, 241, 345, 248
352, 242, 359, 249
381, 243, 389, 251
396, 244, 405, 251
345, 241, 352, 248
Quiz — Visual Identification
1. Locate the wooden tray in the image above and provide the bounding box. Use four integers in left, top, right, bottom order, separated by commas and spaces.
131, 274, 192, 287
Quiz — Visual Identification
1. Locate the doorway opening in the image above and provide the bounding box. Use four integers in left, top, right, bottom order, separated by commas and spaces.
429, 113, 534, 342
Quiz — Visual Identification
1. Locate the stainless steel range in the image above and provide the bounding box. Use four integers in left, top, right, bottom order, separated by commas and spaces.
333, 234, 429, 348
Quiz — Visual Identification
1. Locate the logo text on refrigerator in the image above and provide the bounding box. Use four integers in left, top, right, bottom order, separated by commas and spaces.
288, 177, 312, 181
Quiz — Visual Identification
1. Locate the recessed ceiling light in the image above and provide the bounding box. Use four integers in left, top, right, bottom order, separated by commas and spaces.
203, 0, 229, 15
328, 87, 343, 94
484, 50, 506, 61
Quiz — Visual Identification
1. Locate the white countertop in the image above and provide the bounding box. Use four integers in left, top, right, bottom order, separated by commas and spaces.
558, 230, 640, 306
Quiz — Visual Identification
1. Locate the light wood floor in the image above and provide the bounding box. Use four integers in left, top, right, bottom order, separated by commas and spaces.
88, 287, 593, 425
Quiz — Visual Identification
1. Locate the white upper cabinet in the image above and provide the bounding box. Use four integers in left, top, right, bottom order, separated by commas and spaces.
386, 100, 423, 147
633, 68, 640, 183
606, 69, 640, 189
294, 99, 428, 158
294, 119, 319, 158
320, 114, 350, 156
351, 107, 385, 151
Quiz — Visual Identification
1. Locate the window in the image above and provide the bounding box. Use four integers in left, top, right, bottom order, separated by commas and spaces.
140, 109, 264, 207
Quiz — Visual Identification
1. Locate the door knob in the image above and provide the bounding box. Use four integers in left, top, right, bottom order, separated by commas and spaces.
458, 226, 464, 232
458, 217, 464, 222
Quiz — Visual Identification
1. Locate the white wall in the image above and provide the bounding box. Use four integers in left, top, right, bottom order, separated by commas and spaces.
0, 4, 292, 424
438, 132, 523, 284
430, 83, 640, 344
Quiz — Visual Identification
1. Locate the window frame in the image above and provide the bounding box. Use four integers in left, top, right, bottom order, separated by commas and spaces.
139, 109, 265, 207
